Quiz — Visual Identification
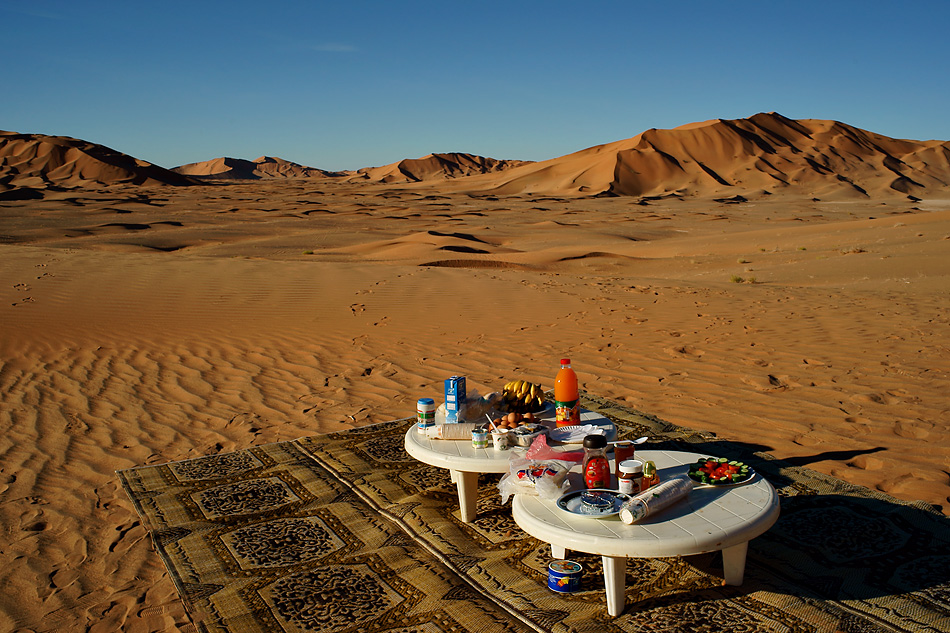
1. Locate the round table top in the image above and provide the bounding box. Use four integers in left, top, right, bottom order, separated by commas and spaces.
404, 409, 616, 474
511, 449, 780, 558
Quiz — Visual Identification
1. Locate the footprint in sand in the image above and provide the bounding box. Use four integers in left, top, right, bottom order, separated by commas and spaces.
13, 283, 31, 291
893, 420, 931, 439
350, 303, 365, 315
740, 373, 789, 390
847, 454, 885, 470
850, 392, 900, 405
665, 345, 704, 358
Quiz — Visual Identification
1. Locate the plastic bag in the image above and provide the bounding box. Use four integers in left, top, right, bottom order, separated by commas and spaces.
525, 433, 584, 462
498, 457, 572, 504
434, 389, 502, 424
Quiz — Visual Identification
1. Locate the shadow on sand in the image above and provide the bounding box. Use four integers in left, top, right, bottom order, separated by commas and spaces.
647, 435, 950, 607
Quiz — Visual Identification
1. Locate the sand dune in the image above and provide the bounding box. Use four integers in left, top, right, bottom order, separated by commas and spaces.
353, 152, 532, 183
0, 130, 197, 199
445, 112, 950, 199
7, 113, 950, 201
1, 116, 950, 631
172, 155, 347, 180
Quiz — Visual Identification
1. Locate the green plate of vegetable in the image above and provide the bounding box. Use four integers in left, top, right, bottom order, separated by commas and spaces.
687, 457, 754, 486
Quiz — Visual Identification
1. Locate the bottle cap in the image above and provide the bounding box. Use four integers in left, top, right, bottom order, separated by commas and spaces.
561, 358, 571, 365
417, 398, 435, 406
582, 434, 607, 449
619, 459, 643, 474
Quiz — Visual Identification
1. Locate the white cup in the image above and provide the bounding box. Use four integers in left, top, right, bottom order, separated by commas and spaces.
491, 430, 509, 451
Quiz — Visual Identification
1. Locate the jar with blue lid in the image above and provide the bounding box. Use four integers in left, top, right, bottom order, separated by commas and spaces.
416, 398, 436, 434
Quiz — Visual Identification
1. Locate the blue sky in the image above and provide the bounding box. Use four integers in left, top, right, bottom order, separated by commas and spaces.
3, 1, 949, 171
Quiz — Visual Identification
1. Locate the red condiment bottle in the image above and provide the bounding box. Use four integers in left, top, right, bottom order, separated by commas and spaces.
582, 435, 610, 489
554, 358, 580, 427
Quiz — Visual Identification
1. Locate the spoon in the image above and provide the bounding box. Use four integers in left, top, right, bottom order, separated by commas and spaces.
610, 436, 649, 446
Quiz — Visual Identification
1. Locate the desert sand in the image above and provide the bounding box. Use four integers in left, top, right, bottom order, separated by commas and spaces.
1, 114, 949, 631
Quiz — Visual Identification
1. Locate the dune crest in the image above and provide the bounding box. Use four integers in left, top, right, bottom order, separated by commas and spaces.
0, 130, 198, 199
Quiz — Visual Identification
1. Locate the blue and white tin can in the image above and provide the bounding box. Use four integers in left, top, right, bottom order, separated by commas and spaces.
416, 398, 436, 434
471, 428, 488, 449
547, 560, 583, 593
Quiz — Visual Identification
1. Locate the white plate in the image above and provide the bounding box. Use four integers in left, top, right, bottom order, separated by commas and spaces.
556, 489, 632, 519
548, 425, 606, 444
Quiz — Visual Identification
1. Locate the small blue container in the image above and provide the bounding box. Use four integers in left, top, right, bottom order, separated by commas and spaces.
416, 398, 436, 433
547, 560, 583, 593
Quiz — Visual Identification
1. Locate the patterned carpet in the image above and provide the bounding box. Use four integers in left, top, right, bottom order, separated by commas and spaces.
118, 393, 950, 632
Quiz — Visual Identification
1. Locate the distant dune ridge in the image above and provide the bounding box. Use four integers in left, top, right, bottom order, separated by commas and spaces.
172, 156, 347, 180
3, 113, 950, 199
0, 130, 198, 199
352, 152, 532, 183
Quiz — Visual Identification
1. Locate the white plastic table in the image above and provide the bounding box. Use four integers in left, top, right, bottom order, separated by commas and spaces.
404, 409, 615, 522
511, 449, 780, 616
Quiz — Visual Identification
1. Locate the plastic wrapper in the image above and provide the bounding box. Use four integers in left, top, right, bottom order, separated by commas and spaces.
425, 422, 483, 440
618, 476, 693, 524
549, 424, 605, 443
525, 433, 584, 462
507, 423, 548, 447
498, 457, 572, 504
434, 390, 502, 424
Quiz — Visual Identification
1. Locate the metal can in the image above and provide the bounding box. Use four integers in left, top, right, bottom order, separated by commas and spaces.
471, 428, 488, 449
547, 560, 583, 593
416, 398, 436, 434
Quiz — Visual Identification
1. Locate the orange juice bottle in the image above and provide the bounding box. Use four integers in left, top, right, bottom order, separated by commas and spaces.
554, 358, 580, 427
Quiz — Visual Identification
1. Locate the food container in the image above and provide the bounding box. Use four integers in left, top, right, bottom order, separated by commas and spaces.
613, 440, 636, 478
416, 398, 436, 434
471, 428, 488, 449
508, 423, 548, 447
444, 376, 466, 423
547, 560, 583, 593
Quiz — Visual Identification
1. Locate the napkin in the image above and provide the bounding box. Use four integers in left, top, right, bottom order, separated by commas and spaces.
551, 424, 605, 443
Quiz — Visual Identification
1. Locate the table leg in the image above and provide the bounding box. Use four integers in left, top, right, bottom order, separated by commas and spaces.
551, 545, 567, 559
602, 555, 626, 617
722, 541, 748, 585
451, 470, 479, 522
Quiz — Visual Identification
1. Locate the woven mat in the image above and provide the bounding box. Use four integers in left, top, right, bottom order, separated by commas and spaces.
118, 393, 950, 632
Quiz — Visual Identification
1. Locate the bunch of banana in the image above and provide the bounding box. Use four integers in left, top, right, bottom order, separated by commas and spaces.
501, 379, 545, 413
